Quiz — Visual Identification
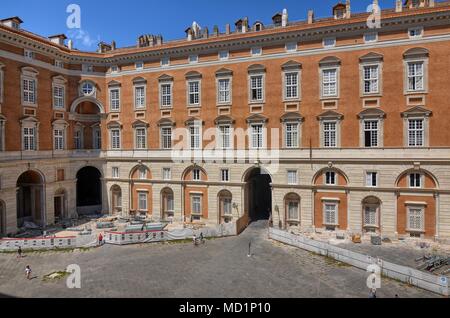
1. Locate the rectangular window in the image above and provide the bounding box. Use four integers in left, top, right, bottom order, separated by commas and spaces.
110, 66, 119, 73
409, 27, 423, 38
364, 206, 378, 227
324, 203, 338, 225
162, 168, 171, 181
221, 169, 230, 182
161, 57, 170, 67
219, 51, 229, 60
189, 55, 198, 64
191, 195, 202, 215
135, 62, 144, 70
218, 78, 231, 104
408, 207, 424, 231
54, 129, 64, 150
192, 169, 201, 181
93, 128, 101, 150
408, 119, 424, 147
323, 122, 337, 148
364, 120, 379, 147
287, 201, 299, 221
323, 37, 336, 48
134, 86, 146, 109
139, 168, 147, 180
138, 192, 148, 211
364, 32, 378, 43
23, 78, 37, 104
188, 81, 200, 105
160, 83, 172, 107
223, 198, 232, 216
74, 130, 82, 150
161, 127, 172, 149
251, 47, 262, 56
287, 170, 298, 185
322, 69, 337, 97
24, 50, 35, 60
285, 72, 299, 100
190, 126, 201, 149
110, 89, 120, 111
409, 173, 422, 188
250, 75, 264, 102
285, 123, 299, 148
325, 171, 336, 186
407, 62, 424, 91
363, 65, 379, 94
55, 60, 64, 68
135, 128, 146, 149
366, 172, 378, 187
23, 127, 36, 151
112, 167, 120, 179
251, 124, 264, 149
53, 85, 65, 109
82, 64, 94, 73
111, 129, 121, 149
286, 42, 297, 52
218, 125, 231, 149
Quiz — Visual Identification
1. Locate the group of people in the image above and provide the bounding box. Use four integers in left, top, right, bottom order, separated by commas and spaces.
17, 247, 32, 280
192, 233, 205, 246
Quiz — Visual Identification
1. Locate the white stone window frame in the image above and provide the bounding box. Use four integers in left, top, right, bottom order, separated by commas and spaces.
286, 199, 300, 222
52, 120, 68, 151
134, 125, 148, 150
92, 124, 101, 150
186, 79, 202, 107
251, 46, 262, 56
323, 201, 339, 226
20, 118, 39, 151
160, 125, 173, 150
109, 127, 122, 150
188, 123, 202, 150
365, 171, 379, 188
285, 42, 298, 53
24, 49, 35, 60
191, 194, 203, 216
408, 173, 423, 189
218, 50, 229, 61
135, 61, 144, 70
406, 204, 425, 233
363, 32, 378, 43
73, 124, 84, 150
82, 64, 94, 73
283, 70, 301, 102
287, 170, 298, 185
217, 123, 233, 150
249, 122, 266, 150
248, 73, 266, 104
405, 116, 428, 148
320, 120, 340, 148
134, 84, 147, 110
159, 80, 173, 109
79, 80, 96, 98
322, 37, 336, 48
21, 67, 39, 107
220, 168, 230, 182
52, 76, 67, 110
162, 168, 172, 181
108, 86, 121, 112
137, 191, 148, 212
403, 57, 428, 95
363, 204, 380, 228
320, 66, 340, 99
112, 167, 120, 179
360, 61, 383, 96
324, 171, 337, 186
216, 76, 233, 106
359, 116, 384, 148
188, 54, 199, 64
192, 168, 201, 182
161, 57, 170, 67
110, 65, 119, 74
284, 121, 300, 149
408, 26, 424, 39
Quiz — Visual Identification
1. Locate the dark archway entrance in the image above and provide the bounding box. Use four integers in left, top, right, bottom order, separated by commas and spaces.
76, 167, 102, 215
245, 167, 272, 222
0, 200, 5, 237
16, 170, 45, 227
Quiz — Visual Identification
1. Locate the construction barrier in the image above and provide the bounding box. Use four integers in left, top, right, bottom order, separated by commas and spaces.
0, 236, 77, 250
269, 228, 449, 297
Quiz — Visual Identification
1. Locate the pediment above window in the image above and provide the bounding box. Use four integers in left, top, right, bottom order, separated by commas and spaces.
357, 108, 386, 119
52, 75, 67, 85
319, 56, 341, 67
52, 119, 69, 127
317, 110, 344, 121
185, 117, 204, 126
185, 71, 202, 80
131, 120, 149, 128
215, 68, 233, 77
158, 74, 174, 82
214, 115, 235, 125
403, 47, 429, 59
401, 106, 432, 118
132, 77, 147, 85
21, 66, 39, 77
107, 120, 123, 129
359, 52, 384, 63
246, 113, 268, 124
157, 118, 176, 127
248, 64, 266, 74
281, 60, 302, 71
20, 116, 39, 124
107, 80, 121, 87
280, 112, 304, 123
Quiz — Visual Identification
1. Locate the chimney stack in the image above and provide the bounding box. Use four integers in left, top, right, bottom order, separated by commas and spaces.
48, 34, 67, 46
213, 25, 219, 37
1, 17, 23, 30
225, 24, 231, 35
308, 10, 315, 24
429, 0, 435, 7
111, 41, 116, 50
346, 0, 351, 18
68, 39, 73, 50
282, 9, 288, 27
395, 0, 403, 12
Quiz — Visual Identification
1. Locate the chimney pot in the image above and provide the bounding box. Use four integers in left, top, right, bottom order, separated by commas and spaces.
225, 24, 231, 35
395, 0, 403, 12
308, 10, 314, 24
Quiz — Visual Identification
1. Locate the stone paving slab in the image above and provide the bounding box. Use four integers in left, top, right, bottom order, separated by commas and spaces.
0, 222, 440, 298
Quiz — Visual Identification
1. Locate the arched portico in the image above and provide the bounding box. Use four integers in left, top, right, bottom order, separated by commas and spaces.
243, 167, 272, 222
16, 170, 46, 227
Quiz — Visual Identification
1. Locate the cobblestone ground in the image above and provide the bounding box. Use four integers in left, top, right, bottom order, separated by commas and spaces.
0, 221, 440, 298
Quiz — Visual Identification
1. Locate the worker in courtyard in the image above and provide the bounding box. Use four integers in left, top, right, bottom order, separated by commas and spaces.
25, 265, 32, 280
193, 234, 197, 246
17, 246, 22, 259
98, 233, 103, 246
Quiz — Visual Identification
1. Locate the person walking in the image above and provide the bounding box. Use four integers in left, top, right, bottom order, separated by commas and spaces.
369, 288, 377, 298
98, 233, 103, 246
17, 246, 22, 259
25, 265, 32, 280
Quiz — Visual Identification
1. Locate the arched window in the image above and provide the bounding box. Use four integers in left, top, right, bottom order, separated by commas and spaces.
218, 190, 233, 223
161, 188, 174, 220
285, 193, 300, 226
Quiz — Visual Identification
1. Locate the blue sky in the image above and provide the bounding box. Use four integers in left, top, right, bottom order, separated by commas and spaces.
2, 0, 397, 51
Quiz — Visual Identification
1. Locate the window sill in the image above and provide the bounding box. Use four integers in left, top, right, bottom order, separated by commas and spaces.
187, 105, 201, 108
363, 225, 379, 229
404, 91, 427, 96
320, 96, 339, 101
160, 106, 173, 110
217, 103, 232, 107
22, 103, 38, 108
361, 93, 382, 98
283, 98, 301, 103
406, 229, 425, 234
248, 101, 265, 105
134, 108, 147, 111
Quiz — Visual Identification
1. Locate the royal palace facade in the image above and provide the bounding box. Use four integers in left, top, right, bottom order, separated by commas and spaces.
0, 0, 450, 241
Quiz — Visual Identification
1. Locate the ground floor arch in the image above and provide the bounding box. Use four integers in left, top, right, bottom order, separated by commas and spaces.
16, 170, 45, 227
0, 200, 5, 237
76, 166, 102, 215
284, 193, 301, 228
362, 196, 382, 233
218, 190, 233, 224
244, 167, 272, 222
54, 188, 68, 221
110, 185, 122, 215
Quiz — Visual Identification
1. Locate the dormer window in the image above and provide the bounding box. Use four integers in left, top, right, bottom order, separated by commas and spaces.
336, 9, 345, 19
409, 27, 424, 39
24, 50, 35, 60
11, 21, 19, 29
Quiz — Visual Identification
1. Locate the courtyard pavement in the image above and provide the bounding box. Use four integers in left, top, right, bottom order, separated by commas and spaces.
0, 221, 440, 298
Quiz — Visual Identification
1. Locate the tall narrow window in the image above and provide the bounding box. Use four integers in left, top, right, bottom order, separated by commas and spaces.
112, 167, 120, 179
364, 120, 379, 147
221, 169, 230, 182
161, 127, 172, 149
250, 75, 264, 102
325, 171, 336, 186
324, 203, 338, 225
192, 169, 201, 181
407, 62, 424, 91
366, 172, 378, 187
408, 119, 424, 147
135, 128, 146, 149
191, 195, 202, 215
74, 129, 82, 150
408, 207, 424, 232
23, 78, 37, 105
284, 72, 299, 99
287, 201, 299, 221
160, 83, 172, 107
93, 128, 101, 150
110, 89, 120, 111
138, 192, 148, 211
163, 168, 171, 180
53, 85, 65, 109
363, 65, 379, 94
23, 127, 36, 151
285, 123, 299, 148
322, 69, 337, 97
218, 125, 231, 149
251, 124, 263, 149
190, 126, 200, 149
218, 78, 231, 104
287, 170, 298, 185
188, 81, 200, 106
409, 173, 422, 188
223, 197, 232, 216
54, 129, 64, 150
364, 206, 378, 227
323, 122, 337, 148
111, 129, 121, 149
134, 86, 145, 109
